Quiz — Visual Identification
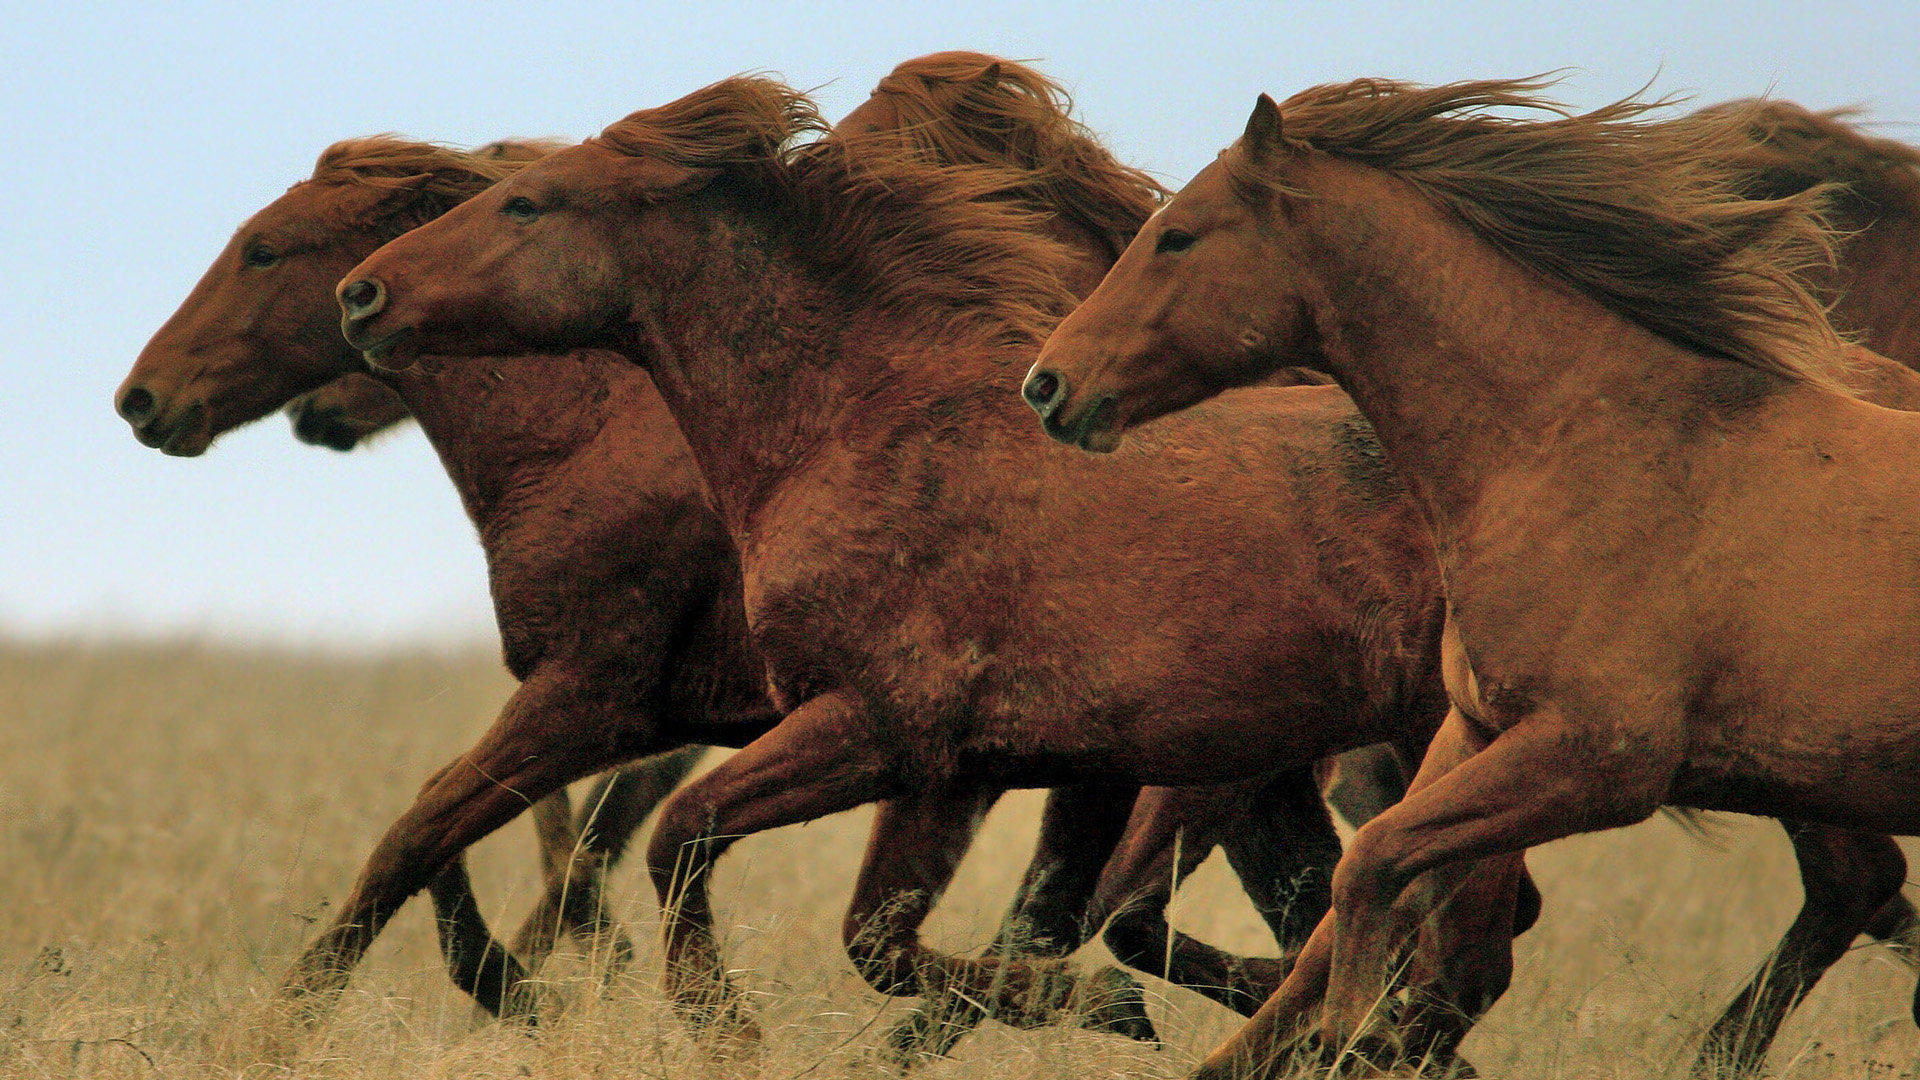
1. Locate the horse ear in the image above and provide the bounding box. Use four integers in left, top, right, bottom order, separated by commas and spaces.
627, 157, 720, 197
365, 172, 440, 227
977, 61, 1003, 85
1244, 93, 1285, 159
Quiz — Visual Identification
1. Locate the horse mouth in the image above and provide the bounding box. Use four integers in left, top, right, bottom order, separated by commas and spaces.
355, 327, 419, 372
132, 404, 213, 457
290, 405, 362, 451
1042, 394, 1122, 454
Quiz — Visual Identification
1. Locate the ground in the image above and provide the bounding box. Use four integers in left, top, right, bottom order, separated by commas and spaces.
3, 638, 1916, 1079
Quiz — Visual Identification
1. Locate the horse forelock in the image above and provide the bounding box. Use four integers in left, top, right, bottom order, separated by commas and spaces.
309, 135, 565, 223
842, 52, 1167, 258
591, 75, 826, 181
590, 73, 1096, 352
1231, 76, 1852, 390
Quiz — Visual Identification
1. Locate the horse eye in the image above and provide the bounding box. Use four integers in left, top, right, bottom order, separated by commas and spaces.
243, 243, 280, 268
1154, 228, 1197, 255
502, 196, 540, 220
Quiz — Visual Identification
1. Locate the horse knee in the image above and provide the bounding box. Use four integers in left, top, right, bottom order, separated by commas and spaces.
1330, 820, 1416, 917
644, 792, 723, 897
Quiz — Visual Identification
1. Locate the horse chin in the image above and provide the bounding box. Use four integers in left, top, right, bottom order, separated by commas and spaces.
1070, 395, 1123, 454
1077, 425, 1123, 454
359, 330, 421, 373
291, 407, 362, 452
132, 403, 214, 457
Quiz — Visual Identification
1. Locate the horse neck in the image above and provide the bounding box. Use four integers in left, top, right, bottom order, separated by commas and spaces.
623, 212, 1036, 537
1290, 157, 1739, 543
385, 353, 644, 527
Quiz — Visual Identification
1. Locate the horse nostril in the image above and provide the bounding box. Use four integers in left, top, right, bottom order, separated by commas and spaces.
339, 278, 386, 319
119, 386, 157, 424
1022, 370, 1064, 414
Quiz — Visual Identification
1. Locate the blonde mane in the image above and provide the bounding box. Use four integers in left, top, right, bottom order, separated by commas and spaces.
590, 75, 1096, 349
1230, 77, 1850, 388
835, 51, 1166, 259
310, 135, 565, 225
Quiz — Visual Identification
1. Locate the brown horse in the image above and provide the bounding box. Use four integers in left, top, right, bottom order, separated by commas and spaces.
119, 132, 786, 1020
121, 57, 1368, 1054
1030, 78, 1920, 1077
330, 74, 1579, 1066
286, 372, 411, 449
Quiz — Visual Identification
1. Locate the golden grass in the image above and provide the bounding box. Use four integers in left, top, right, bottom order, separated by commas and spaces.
2, 637, 1917, 1079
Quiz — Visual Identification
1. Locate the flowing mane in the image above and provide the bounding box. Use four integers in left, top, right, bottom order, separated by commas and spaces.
591, 75, 1088, 350
836, 51, 1167, 259
1701, 99, 1920, 224
1232, 77, 1850, 388
310, 135, 564, 223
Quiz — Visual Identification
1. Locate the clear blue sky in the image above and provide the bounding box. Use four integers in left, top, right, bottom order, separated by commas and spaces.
7, 1, 1916, 646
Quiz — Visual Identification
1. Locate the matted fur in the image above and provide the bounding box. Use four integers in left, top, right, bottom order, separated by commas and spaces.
838, 51, 1166, 260
591, 76, 1089, 350
311, 136, 563, 225
1229, 77, 1850, 389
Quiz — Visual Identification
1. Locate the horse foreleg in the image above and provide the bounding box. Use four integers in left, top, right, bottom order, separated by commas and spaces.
278, 668, 657, 1023
509, 745, 711, 974
845, 785, 1153, 1066
1316, 704, 1673, 1070
1691, 824, 1908, 1078
1094, 777, 1295, 1015
422, 855, 540, 1018
1224, 766, 1345, 963
645, 691, 895, 1049
886, 781, 1143, 1062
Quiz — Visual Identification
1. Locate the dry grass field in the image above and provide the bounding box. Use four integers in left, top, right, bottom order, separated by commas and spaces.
4, 637, 1919, 1079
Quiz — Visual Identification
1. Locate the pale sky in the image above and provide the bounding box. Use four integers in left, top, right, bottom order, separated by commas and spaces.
7, 1, 1917, 646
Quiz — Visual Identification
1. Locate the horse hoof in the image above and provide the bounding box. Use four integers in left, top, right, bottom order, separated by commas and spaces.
879, 1005, 964, 1070
1074, 966, 1160, 1045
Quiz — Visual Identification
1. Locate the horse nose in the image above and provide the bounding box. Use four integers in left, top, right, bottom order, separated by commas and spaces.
1021, 369, 1066, 417
338, 277, 387, 321
118, 385, 158, 425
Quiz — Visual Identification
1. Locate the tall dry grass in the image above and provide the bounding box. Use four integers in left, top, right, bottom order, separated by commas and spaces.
2, 636, 1917, 1078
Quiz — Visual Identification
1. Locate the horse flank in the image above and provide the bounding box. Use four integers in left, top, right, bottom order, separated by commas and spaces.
1229, 76, 1851, 389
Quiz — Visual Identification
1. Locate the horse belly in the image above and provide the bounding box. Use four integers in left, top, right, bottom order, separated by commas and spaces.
1674, 706, 1920, 833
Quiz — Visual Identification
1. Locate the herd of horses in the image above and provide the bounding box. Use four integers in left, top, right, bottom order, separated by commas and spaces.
115, 52, 1920, 1078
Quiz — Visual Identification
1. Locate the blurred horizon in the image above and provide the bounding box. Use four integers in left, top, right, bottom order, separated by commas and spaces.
9, 1, 1918, 647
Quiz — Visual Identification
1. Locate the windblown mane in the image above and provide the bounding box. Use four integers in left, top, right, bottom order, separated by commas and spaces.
591, 76, 1087, 350
836, 51, 1166, 258
1699, 99, 1920, 225
311, 135, 564, 224
1231, 77, 1850, 388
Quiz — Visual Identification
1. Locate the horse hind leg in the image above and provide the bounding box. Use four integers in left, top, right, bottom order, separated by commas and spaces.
510, 745, 711, 976
1691, 823, 1908, 1079
885, 781, 1146, 1064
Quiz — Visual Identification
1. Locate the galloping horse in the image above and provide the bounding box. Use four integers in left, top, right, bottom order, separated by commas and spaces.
1030, 78, 1920, 1077
332, 74, 1920, 1071
122, 55, 1391, 1056
334, 73, 1484, 1057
